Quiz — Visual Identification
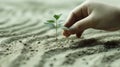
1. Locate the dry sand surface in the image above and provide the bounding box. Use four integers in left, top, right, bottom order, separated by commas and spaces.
0, 0, 120, 67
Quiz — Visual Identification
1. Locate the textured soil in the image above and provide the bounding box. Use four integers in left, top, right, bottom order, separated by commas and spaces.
0, 0, 120, 67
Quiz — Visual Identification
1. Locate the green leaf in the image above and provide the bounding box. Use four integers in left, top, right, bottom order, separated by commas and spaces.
47, 20, 55, 23
53, 14, 62, 20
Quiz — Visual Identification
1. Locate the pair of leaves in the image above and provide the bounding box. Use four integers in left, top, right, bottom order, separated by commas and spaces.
46, 14, 62, 23
44, 14, 69, 30
44, 14, 62, 28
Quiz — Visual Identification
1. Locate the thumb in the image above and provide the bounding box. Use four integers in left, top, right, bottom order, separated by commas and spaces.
67, 14, 94, 37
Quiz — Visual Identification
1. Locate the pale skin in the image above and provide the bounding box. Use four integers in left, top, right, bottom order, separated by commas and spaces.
63, 0, 120, 38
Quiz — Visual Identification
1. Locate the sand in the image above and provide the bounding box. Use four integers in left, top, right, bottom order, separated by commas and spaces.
0, 0, 120, 67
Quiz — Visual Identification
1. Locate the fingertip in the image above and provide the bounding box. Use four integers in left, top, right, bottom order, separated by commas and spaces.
63, 30, 71, 37
62, 26, 77, 37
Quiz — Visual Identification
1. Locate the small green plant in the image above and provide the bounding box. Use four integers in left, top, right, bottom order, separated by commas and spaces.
44, 14, 69, 42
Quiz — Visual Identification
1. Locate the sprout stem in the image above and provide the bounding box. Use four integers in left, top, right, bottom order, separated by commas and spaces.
55, 19, 58, 42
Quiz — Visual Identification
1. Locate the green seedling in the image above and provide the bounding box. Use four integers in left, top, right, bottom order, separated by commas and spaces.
44, 14, 69, 42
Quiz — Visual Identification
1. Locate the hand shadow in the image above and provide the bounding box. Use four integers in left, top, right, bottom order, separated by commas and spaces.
69, 38, 120, 49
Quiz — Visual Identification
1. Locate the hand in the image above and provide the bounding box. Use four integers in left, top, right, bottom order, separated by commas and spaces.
63, 0, 120, 38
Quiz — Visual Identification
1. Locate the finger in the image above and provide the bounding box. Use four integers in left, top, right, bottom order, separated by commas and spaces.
63, 30, 70, 37
67, 13, 94, 36
63, 3, 88, 37
64, 3, 87, 28
64, 12, 80, 28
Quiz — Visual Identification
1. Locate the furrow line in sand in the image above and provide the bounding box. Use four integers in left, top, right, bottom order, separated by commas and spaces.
0, 18, 30, 29
24, 36, 52, 44
0, 28, 50, 46
14, 25, 45, 35
0, 24, 46, 38
9, 20, 40, 33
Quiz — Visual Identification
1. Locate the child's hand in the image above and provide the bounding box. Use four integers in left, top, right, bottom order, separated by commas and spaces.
63, 1, 120, 38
